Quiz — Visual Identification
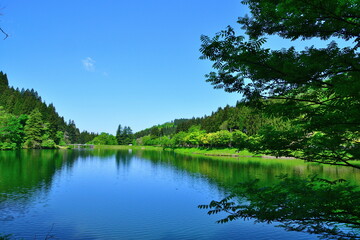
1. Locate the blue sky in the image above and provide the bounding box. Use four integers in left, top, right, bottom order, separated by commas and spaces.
0, 0, 351, 134
0, 0, 247, 133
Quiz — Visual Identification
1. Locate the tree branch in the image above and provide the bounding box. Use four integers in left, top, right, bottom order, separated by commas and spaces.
267, 96, 323, 104
0, 27, 8, 40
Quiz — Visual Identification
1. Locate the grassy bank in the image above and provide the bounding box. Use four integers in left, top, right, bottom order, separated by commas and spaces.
94, 145, 162, 151
171, 147, 259, 157
93, 145, 264, 158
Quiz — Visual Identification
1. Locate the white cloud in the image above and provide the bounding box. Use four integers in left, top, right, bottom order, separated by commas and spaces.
82, 57, 95, 71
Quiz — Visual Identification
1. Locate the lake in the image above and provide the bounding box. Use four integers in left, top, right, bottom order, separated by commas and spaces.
1, 149, 359, 239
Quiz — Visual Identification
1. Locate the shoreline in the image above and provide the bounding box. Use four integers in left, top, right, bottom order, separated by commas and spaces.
93, 145, 296, 160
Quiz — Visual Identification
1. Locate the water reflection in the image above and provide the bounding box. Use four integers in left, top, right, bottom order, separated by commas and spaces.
0, 149, 359, 239
133, 150, 360, 186
1, 149, 358, 210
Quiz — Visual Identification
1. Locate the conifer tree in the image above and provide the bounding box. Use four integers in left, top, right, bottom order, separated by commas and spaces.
123, 126, 134, 144
24, 109, 44, 148
116, 124, 122, 145
0, 71, 8, 91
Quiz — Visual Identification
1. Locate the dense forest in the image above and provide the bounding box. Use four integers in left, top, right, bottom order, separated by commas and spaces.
0, 72, 140, 149
133, 100, 287, 150
0, 72, 98, 149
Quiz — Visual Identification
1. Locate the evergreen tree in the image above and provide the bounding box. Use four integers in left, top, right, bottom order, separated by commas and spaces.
24, 109, 45, 148
78, 131, 98, 144
150, 127, 160, 138
123, 126, 134, 144
0, 71, 8, 92
116, 124, 122, 144
115, 125, 134, 145
65, 120, 80, 144
0, 72, 96, 149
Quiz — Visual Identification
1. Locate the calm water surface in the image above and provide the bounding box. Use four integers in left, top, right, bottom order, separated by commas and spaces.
0, 149, 359, 239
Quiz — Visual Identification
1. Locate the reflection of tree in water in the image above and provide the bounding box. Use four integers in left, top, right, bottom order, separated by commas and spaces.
1, 148, 359, 238
132, 150, 359, 188
133, 150, 360, 239
115, 149, 134, 169
4, 148, 355, 209
0, 149, 120, 222
0, 150, 77, 221
0, 148, 141, 222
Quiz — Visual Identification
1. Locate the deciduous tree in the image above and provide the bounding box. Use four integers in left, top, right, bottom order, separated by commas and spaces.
200, 0, 360, 168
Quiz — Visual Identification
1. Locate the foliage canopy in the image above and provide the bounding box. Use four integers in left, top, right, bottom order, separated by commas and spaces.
200, 0, 360, 168
198, 1, 360, 239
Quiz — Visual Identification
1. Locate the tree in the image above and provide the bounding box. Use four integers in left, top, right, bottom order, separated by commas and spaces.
55, 131, 66, 145
150, 127, 160, 138
0, 72, 94, 149
200, 0, 360, 168
0, 72, 78, 144
65, 120, 80, 144
184, 125, 205, 147
88, 132, 117, 145
231, 130, 248, 149
199, 1, 360, 238
77, 130, 98, 144
23, 109, 45, 148
41, 132, 56, 149
116, 124, 122, 144
0, 72, 8, 91
116, 125, 134, 145
0, 27, 8, 40
23, 109, 55, 149
0, 11, 8, 40
0, 107, 26, 149
123, 126, 134, 145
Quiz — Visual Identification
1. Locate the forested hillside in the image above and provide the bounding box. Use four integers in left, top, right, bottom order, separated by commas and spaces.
0, 71, 97, 149
134, 118, 189, 139
134, 100, 288, 149
135, 101, 268, 139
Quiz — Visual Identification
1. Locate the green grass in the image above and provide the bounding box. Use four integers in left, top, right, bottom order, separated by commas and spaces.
171, 147, 259, 157
94, 145, 163, 151
93, 145, 262, 158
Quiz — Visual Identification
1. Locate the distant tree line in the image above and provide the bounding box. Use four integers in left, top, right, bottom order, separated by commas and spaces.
134, 100, 287, 149
85, 125, 134, 146
134, 119, 189, 139
134, 101, 277, 139
87, 132, 117, 145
